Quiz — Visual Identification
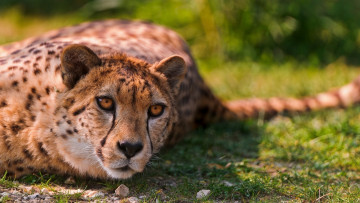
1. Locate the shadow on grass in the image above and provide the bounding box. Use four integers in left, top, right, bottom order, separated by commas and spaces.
118, 120, 269, 201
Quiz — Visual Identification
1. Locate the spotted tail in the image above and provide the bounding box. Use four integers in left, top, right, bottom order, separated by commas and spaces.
223, 77, 360, 120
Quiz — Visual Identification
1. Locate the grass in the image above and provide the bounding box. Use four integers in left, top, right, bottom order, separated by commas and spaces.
1, 9, 360, 202
0, 172, 18, 189
53, 191, 84, 203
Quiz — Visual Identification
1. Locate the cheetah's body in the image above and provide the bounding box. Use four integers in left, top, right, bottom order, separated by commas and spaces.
0, 20, 359, 179
0, 20, 230, 179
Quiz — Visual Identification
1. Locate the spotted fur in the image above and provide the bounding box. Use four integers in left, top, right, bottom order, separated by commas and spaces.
0, 20, 359, 179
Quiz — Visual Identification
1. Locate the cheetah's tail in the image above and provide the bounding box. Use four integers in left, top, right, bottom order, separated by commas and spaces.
222, 77, 360, 120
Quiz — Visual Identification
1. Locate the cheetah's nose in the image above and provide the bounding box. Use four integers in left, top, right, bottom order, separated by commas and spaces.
117, 141, 143, 159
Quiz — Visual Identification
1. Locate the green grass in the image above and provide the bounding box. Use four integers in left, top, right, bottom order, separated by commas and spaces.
53, 191, 84, 203
0, 172, 18, 189
1, 9, 360, 202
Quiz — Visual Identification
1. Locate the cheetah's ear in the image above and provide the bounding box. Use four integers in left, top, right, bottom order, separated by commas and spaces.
60, 44, 101, 89
153, 55, 187, 89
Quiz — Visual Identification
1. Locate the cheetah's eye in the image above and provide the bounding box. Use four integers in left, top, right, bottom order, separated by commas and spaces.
96, 97, 115, 111
148, 104, 165, 118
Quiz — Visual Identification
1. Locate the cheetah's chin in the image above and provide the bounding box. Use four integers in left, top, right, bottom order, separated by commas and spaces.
104, 166, 138, 179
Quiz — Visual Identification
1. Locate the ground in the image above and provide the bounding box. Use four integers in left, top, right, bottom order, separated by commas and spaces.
0, 59, 360, 202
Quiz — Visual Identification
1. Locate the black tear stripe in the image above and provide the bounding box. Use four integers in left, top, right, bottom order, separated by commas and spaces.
100, 109, 117, 147
146, 117, 154, 153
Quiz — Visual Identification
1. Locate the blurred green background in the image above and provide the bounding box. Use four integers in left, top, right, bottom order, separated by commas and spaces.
1, 0, 360, 66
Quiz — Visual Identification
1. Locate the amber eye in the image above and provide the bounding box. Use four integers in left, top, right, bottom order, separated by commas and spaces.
148, 104, 165, 117
96, 97, 115, 111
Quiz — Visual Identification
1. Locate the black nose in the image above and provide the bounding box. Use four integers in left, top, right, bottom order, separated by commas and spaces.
117, 142, 143, 159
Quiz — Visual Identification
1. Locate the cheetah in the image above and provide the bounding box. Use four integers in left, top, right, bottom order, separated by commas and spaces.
0, 20, 359, 179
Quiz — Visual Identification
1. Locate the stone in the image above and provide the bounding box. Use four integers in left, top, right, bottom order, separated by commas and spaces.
139, 195, 147, 199
45, 196, 52, 200
62, 189, 82, 195
64, 176, 76, 185
115, 184, 129, 198
11, 190, 21, 195
127, 197, 140, 203
196, 189, 211, 199
110, 196, 121, 201
20, 186, 35, 193
222, 180, 234, 187
41, 188, 50, 194
29, 193, 40, 199
83, 190, 105, 199
0, 192, 9, 197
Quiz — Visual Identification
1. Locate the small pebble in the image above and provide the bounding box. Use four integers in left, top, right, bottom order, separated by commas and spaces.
0, 192, 9, 197
11, 190, 21, 195
110, 196, 121, 201
62, 189, 82, 195
196, 189, 211, 199
139, 195, 147, 199
29, 193, 40, 199
21, 186, 35, 193
83, 190, 105, 199
115, 184, 129, 198
41, 188, 50, 194
222, 180, 234, 187
64, 176, 76, 185
127, 196, 140, 203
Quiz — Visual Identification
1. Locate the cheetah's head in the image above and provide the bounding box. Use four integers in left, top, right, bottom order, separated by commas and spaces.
54, 44, 186, 179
